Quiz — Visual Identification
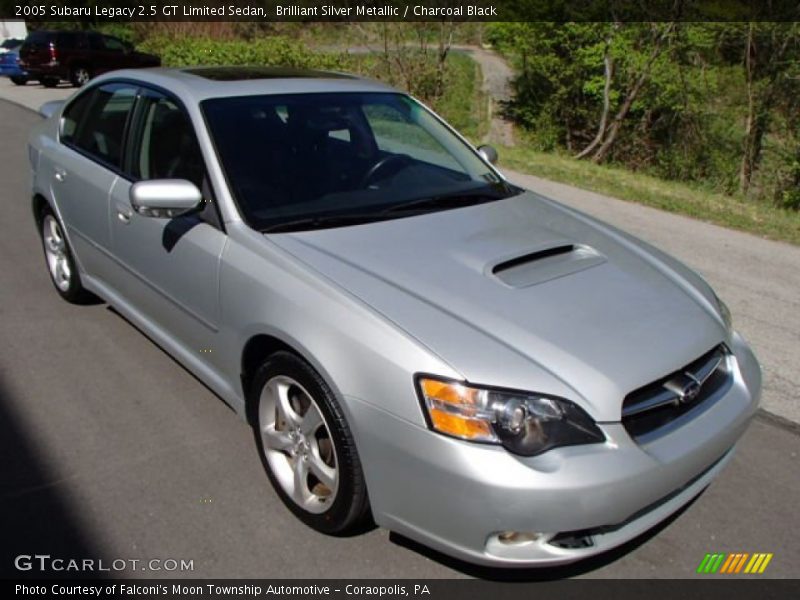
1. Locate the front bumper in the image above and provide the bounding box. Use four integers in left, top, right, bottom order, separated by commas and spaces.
348, 333, 761, 567
0, 65, 26, 78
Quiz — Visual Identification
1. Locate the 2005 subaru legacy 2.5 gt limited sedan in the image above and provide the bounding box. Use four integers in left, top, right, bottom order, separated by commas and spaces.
28, 67, 761, 567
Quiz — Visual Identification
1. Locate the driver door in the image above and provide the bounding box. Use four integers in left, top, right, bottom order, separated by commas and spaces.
107, 87, 226, 357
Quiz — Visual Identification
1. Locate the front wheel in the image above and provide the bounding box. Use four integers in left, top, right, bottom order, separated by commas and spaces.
40, 77, 59, 88
10, 75, 28, 86
251, 352, 371, 535
39, 207, 95, 304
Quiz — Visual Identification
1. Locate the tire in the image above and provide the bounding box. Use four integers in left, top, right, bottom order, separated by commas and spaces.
69, 65, 91, 87
250, 351, 371, 535
39, 206, 95, 304
41, 77, 59, 88
10, 75, 27, 86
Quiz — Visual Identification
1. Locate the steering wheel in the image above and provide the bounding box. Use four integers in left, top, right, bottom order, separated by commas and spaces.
359, 154, 413, 188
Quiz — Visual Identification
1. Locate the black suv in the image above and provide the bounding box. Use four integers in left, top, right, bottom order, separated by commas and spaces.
19, 31, 160, 88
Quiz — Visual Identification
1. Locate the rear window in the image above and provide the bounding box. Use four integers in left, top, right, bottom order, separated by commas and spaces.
56, 32, 83, 49
1, 39, 23, 50
24, 32, 53, 45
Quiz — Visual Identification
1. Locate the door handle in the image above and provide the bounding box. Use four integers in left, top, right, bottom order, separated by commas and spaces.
54, 167, 67, 182
116, 203, 133, 224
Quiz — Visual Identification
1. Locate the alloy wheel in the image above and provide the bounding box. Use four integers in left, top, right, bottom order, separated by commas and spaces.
74, 67, 90, 86
42, 215, 72, 292
258, 375, 339, 513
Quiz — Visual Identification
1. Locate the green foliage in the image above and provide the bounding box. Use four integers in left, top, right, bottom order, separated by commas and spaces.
94, 23, 138, 44
488, 22, 800, 210
343, 50, 486, 138
138, 36, 348, 71
780, 165, 800, 210
425, 52, 485, 140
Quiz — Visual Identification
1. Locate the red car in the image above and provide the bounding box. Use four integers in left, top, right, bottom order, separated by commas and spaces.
19, 30, 160, 88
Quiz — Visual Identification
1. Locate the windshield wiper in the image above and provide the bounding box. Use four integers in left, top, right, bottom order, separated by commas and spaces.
261, 213, 390, 233
261, 184, 521, 233
381, 185, 516, 216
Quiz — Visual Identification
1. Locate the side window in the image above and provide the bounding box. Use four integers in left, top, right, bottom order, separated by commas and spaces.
60, 90, 95, 144
103, 36, 126, 52
88, 34, 104, 51
56, 33, 76, 50
133, 94, 205, 190
132, 91, 222, 229
71, 84, 137, 167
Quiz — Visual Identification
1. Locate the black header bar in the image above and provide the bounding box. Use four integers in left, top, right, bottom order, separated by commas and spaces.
1, 1, 800, 22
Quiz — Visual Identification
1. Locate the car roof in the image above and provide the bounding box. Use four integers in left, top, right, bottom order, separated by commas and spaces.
90, 66, 397, 103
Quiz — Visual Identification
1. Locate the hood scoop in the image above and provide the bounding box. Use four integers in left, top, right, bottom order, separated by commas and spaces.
490, 243, 606, 288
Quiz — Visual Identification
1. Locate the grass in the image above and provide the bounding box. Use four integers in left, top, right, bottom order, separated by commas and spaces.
498, 146, 800, 246
433, 51, 488, 141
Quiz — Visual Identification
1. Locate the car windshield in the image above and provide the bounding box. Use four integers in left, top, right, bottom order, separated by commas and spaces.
202, 92, 519, 232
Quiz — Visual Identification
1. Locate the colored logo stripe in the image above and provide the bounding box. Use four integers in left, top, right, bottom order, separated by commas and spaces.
745, 553, 774, 573
697, 552, 773, 574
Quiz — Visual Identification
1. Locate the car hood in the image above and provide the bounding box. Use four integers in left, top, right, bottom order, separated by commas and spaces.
269, 191, 726, 421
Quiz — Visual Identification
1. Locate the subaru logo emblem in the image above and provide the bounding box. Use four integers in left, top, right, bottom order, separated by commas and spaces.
664, 373, 703, 405
679, 379, 702, 403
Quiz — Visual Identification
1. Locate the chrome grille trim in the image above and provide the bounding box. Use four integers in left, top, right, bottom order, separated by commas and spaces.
621, 345, 731, 439
622, 347, 726, 418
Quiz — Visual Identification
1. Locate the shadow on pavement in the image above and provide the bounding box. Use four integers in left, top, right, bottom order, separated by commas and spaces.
0, 374, 106, 579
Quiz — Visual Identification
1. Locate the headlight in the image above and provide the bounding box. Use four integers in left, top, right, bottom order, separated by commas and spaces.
416, 376, 605, 456
713, 292, 733, 331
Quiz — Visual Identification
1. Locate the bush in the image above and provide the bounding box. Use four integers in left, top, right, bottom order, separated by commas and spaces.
138, 36, 348, 71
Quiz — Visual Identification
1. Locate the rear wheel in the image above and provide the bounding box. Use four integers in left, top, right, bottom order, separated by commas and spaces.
10, 75, 27, 86
40, 77, 59, 88
39, 206, 95, 304
69, 66, 91, 87
251, 352, 371, 534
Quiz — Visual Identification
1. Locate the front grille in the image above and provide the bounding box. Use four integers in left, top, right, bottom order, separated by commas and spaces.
622, 345, 731, 439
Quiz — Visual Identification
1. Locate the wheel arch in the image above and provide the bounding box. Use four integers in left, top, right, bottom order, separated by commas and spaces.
241, 333, 317, 426
239, 330, 364, 433
69, 60, 91, 72
32, 193, 50, 228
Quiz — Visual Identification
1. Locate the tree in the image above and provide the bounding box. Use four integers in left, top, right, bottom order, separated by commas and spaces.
739, 23, 800, 194
591, 23, 676, 162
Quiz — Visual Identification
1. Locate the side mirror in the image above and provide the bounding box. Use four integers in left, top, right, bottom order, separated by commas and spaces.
477, 144, 499, 165
130, 179, 202, 219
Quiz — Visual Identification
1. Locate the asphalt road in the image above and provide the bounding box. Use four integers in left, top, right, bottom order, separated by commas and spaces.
1, 92, 798, 580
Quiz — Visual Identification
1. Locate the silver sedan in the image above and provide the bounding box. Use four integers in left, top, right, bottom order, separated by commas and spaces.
28, 67, 761, 567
